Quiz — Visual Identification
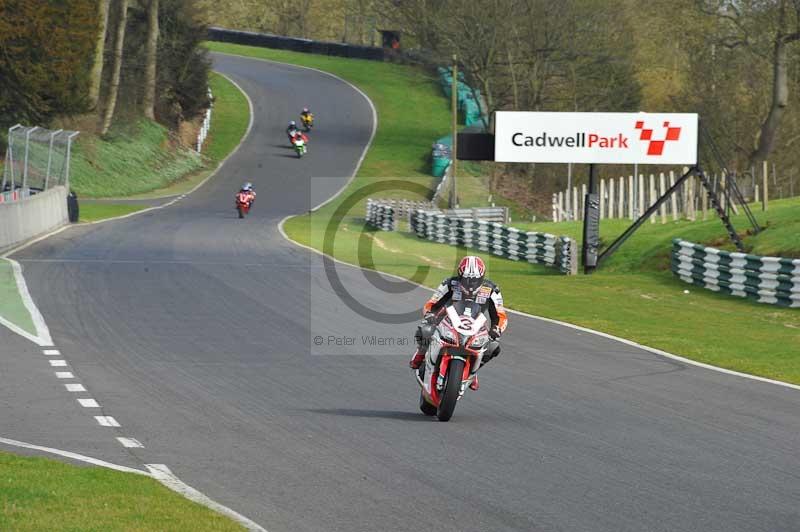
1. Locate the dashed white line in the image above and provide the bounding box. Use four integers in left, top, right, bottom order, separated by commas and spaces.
64, 383, 86, 392
116, 437, 143, 448
43, 349, 60, 355
55, 371, 74, 379
95, 416, 120, 427
49, 359, 68, 367
77, 398, 100, 408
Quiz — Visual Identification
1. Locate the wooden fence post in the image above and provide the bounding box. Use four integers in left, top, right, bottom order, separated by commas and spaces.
600, 178, 606, 219
762, 160, 769, 211
688, 175, 695, 221
628, 175, 634, 219
618, 177, 625, 219
669, 171, 678, 221
755, 184, 760, 203
573, 186, 579, 222
608, 177, 615, 220
659, 172, 667, 223
702, 179, 708, 221
649, 174, 656, 223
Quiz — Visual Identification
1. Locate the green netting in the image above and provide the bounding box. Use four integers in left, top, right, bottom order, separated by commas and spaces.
432, 156, 450, 177
431, 68, 486, 176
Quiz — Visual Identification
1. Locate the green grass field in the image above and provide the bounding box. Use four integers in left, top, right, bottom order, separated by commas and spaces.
0, 451, 243, 531
206, 42, 800, 385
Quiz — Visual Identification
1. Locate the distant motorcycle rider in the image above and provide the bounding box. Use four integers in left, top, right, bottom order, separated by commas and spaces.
409, 255, 507, 390
236, 182, 256, 206
286, 120, 298, 138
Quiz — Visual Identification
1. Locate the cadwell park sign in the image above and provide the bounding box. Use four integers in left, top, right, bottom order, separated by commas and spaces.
494, 111, 698, 165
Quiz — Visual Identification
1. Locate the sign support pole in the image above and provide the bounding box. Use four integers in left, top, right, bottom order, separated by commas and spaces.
582, 164, 600, 273
450, 55, 458, 208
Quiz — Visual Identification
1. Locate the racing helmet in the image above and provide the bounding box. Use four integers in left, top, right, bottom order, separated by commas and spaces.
242, 182, 253, 191
457, 255, 485, 295
289, 120, 296, 127
302, 107, 309, 113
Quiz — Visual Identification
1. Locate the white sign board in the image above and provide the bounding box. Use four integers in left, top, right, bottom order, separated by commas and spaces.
494, 112, 698, 165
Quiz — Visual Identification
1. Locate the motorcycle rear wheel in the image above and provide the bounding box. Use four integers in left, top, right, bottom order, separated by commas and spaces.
437, 358, 465, 422
237, 205, 244, 219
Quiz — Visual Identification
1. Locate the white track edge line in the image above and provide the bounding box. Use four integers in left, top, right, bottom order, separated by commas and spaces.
210, 50, 378, 212
146, 464, 267, 532
0, 315, 46, 346
0, 257, 53, 345
277, 216, 800, 393
0, 437, 267, 531
0, 436, 148, 475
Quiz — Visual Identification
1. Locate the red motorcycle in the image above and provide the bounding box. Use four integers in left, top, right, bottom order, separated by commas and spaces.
415, 300, 493, 421
235, 191, 254, 219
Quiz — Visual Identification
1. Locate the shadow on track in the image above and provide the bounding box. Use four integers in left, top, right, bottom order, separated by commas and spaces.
306, 408, 431, 421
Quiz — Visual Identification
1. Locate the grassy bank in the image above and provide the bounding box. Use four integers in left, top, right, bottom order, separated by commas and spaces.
0, 451, 243, 531
70, 119, 203, 198
70, 72, 248, 200
75, 71, 250, 222
207, 42, 800, 384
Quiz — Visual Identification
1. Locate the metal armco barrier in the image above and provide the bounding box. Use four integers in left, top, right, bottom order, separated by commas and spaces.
410, 210, 577, 275
443, 206, 508, 224
671, 239, 800, 308
208, 27, 385, 61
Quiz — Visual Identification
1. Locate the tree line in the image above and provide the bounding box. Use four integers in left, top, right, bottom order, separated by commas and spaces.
0, 0, 210, 147
204, 0, 800, 199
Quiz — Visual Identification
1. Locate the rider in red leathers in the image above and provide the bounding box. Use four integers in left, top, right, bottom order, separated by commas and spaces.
236, 182, 256, 212
409, 256, 507, 390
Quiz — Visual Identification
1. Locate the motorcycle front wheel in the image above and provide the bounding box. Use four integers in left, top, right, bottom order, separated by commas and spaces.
437, 358, 465, 422
237, 205, 244, 219
419, 392, 437, 416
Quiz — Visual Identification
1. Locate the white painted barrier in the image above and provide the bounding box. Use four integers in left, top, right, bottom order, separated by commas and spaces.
0, 186, 68, 251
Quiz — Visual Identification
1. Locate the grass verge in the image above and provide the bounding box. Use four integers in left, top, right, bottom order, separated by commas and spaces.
78, 203, 148, 223
208, 42, 800, 385
0, 451, 243, 531
0, 259, 35, 336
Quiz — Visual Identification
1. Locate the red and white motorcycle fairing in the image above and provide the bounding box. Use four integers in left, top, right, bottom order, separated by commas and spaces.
416, 301, 491, 421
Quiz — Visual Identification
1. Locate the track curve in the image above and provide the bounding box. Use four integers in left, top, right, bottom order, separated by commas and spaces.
4, 52, 800, 532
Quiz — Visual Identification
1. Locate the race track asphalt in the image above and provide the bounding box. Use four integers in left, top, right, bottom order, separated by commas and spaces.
2, 52, 799, 532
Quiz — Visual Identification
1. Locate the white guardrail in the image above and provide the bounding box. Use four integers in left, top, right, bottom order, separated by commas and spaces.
196, 88, 213, 153
0, 186, 68, 251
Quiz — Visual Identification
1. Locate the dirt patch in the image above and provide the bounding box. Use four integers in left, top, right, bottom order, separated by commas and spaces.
177, 116, 203, 149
